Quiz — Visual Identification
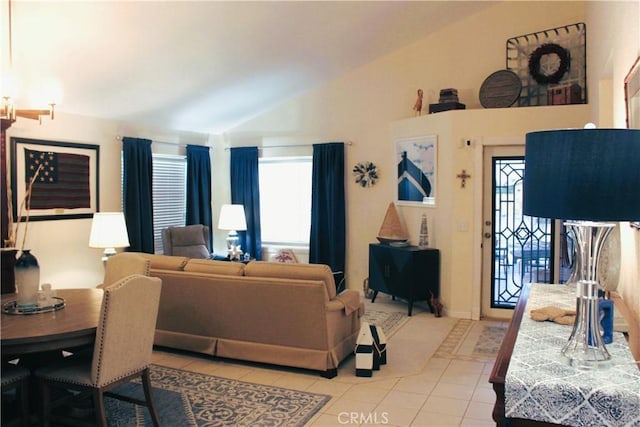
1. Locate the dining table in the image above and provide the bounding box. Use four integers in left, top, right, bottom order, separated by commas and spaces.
1, 288, 103, 361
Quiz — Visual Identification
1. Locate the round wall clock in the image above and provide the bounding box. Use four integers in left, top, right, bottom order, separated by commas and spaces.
353, 161, 378, 187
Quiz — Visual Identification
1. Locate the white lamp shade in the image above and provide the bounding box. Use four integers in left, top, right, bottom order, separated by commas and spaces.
89, 212, 130, 249
218, 204, 247, 231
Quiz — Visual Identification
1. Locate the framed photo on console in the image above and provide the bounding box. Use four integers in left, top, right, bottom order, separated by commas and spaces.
10, 137, 100, 221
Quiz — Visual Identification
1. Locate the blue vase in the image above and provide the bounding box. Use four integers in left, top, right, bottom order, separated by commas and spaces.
15, 250, 40, 307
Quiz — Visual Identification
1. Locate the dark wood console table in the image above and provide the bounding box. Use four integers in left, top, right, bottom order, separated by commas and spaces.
368, 244, 439, 316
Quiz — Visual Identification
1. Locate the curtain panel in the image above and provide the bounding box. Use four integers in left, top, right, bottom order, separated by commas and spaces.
310, 142, 346, 291
186, 145, 213, 249
122, 137, 154, 253
229, 147, 262, 260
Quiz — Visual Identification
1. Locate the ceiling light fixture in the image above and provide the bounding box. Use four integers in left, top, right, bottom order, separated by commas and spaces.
1, 0, 56, 124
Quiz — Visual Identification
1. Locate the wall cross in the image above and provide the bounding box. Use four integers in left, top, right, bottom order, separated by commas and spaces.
456, 169, 471, 188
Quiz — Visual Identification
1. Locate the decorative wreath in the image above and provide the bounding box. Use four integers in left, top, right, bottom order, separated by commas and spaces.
528, 43, 570, 84
352, 161, 378, 187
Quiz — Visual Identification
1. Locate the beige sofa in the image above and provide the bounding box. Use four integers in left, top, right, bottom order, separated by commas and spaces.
138, 254, 364, 378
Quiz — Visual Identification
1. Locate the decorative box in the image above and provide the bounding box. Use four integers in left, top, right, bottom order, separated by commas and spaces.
547, 83, 582, 105
438, 88, 459, 103
428, 102, 466, 114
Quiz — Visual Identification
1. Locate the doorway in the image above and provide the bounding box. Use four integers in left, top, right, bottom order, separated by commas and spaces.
481, 146, 555, 319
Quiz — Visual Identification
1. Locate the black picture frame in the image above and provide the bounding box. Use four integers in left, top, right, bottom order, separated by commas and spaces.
506, 22, 587, 107
10, 137, 100, 222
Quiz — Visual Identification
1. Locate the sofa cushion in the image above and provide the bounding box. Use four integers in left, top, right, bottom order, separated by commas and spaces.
140, 253, 189, 271
184, 259, 245, 276
243, 261, 336, 299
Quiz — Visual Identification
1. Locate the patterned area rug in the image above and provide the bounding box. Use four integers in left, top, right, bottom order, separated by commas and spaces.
433, 319, 507, 362
105, 365, 331, 426
361, 310, 409, 337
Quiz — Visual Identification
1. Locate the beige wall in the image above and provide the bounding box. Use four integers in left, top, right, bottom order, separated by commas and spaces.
5, 1, 638, 318
222, 2, 592, 316
389, 106, 589, 318
6, 115, 212, 288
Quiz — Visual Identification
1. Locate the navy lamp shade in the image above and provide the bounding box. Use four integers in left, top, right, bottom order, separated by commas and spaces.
523, 128, 640, 221
523, 128, 640, 369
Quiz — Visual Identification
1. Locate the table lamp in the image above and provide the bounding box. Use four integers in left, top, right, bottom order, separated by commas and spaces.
218, 204, 247, 260
89, 212, 130, 263
523, 127, 640, 369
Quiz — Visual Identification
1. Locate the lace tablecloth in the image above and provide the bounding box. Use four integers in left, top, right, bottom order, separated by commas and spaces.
505, 284, 640, 426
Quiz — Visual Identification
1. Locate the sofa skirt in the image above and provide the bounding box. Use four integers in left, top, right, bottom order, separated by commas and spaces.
154, 328, 359, 374
154, 329, 217, 356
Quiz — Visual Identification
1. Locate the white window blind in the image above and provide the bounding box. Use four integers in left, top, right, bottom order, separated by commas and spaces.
121, 154, 187, 254
152, 155, 187, 253
258, 157, 312, 245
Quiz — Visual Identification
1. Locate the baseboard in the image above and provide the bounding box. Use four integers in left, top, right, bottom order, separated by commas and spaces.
444, 309, 473, 319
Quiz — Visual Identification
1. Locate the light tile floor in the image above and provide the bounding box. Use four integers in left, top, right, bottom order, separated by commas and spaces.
151, 294, 501, 427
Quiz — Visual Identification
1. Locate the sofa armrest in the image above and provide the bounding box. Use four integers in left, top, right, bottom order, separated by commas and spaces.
332, 290, 362, 316
326, 300, 345, 312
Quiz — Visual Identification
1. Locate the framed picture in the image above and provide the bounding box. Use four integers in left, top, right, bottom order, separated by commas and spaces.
10, 137, 100, 221
396, 135, 437, 206
506, 22, 586, 107
624, 56, 640, 129
626, 57, 640, 230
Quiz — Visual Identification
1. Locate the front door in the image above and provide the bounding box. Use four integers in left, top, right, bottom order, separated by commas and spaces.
481, 145, 554, 319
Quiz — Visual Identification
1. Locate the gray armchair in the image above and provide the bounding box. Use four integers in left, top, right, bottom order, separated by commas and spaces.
162, 224, 211, 258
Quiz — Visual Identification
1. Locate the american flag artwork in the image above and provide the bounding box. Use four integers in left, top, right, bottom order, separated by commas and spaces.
24, 148, 91, 210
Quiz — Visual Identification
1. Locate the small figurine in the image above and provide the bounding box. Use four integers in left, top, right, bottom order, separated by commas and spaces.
413, 89, 423, 116
39, 283, 55, 306
430, 291, 443, 317
228, 244, 243, 261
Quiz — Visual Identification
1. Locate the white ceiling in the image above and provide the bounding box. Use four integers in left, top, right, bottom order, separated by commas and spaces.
4, 1, 496, 134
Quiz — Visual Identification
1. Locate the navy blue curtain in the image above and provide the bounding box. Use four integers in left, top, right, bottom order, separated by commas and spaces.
122, 137, 154, 253
186, 145, 213, 249
230, 147, 262, 260
310, 142, 346, 291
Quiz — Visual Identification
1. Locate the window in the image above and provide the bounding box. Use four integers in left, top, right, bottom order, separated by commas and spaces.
152, 155, 187, 253
258, 157, 312, 245
121, 154, 187, 254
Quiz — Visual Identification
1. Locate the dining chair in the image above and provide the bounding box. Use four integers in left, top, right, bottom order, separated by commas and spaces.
1, 363, 31, 427
97, 252, 150, 289
34, 274, 162, 427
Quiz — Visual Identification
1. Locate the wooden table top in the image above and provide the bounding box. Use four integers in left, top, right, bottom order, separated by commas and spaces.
1, 288, 103, 358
